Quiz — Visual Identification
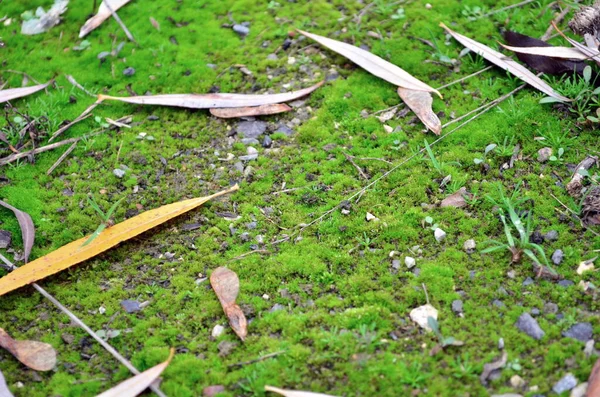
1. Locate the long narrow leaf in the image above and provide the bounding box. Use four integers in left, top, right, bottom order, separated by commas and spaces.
265, 385, 337, 397
440, 23, 571, 102
397, 87, 442, 134
0, 200, 35, 263
209, 104, 292, 118
0, 81, 51, 104
297, 29, 441, 97
98, 82, 323, 109
552, 22, 600, 65
0, 185, 239, 296
79, 0, 132, 38
96, 349, 174, 397
499, 43, 588, 60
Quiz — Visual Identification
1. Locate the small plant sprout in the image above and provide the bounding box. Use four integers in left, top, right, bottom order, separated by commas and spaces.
548, 147, 565, 162
423, 216, 439, 231
82, 195, 125, 247
136, 132, 155, 141
474, 143, 497, 164
391, 8, 406, 20
94, 115, 109, 128
424, 139, 460, 175
427, 316, 463, 348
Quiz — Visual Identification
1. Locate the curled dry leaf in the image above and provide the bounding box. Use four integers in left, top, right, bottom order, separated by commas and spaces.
98, 82, 323, 109
210, 267, 247, 341
265, 385, 337, 397
480, 351, 507, 385
587, 358, 600, 397
440, 23, 571, 102
0, 328, 56, 371
79, 0, 132, 38
440, 187, 470, 208
210, 103, 292, 118
0, 185, 239, 296
0, 368, 14, 397
96, 348, 174, 397
298, 29, 441, 97
0, 81, 51, 104
397, 87, 441, 135
0, 200, 35, 262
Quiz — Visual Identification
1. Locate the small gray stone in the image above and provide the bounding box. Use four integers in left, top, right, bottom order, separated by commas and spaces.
123, 67, 135, 76
558, 280, 574, 288
405, 256, 416, 269
551, 249, 564, 265
241, 138, 260, 145
232, 24, 249, 36
270, 303, 285, 312
452, 299, 463, 314
233, 161, 244, 173
120, 300, 141, 313
240, 232, 250, 242
275, 123, 294, 136
434, 228, 446, 242
262, 135, 272, 148
516, 312, 545, 340
113, 168, 126, 178
552, 373, 577, 394
493, 299, 505, 308
522, 277, 534, 287
563, 322, 593, 342
0, 230, 11, 249
391, 259, 401, 270
531, 308, 540, 316
544, 230, 559, 241
237, 121, 267, 139
211, 324, 225, 338
266, 53, 278, 61
463, 239, 476, 254
537, 147, 552, 162
498, 337, 504, 350
543, 302, 558, 314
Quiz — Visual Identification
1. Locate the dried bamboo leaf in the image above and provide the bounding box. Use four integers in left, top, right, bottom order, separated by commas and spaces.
210, 103, 292, 118
440, 23, 571, 102
0, 368, 14, 397
552, 22, 600, 65
0, 185, 238, 296
0, 81, 51, 104
297, 29, 441, 97
265, 386, 337, 397
0, 328, 56, 371
79, 0, 132, 38
210, 267, 247, 341
0, 200, 35, 263
98, 82, 322, 109
397, 88, 441, 134
95, 349, 174, 397
499, 43, 588, 60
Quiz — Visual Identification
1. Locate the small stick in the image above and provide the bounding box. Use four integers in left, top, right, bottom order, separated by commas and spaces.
46, 141, 77, 175
343, 151, 370, 180
422, 283, 430, 305
65, 75, 96, 97
566, 155, 598, 197
227, 350, 286, 368
0, 254, 167, 397
102, 0, 138, 45
48, 100, 101, 142
272, 187, 305, 195
358, 156, 392, 165
541, 4, 572, 41
227, 249, 271, 262
550, 193, 600, 237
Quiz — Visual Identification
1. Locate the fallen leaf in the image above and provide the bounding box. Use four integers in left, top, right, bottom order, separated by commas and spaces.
210, 267, 247, 341
0, 81, 51, 104
552, 22, 600, 65
98, 82, 322, 109
503, 31, 590, 76
397, 87, 441, 134
0, 328, 56, 371
209, 103, 292, 118
265, 385, 337, 397
149, 17, 160, 31
587, 358, 600, 397
440, 23, 571, 102
0, 200, 35, 262
480, 351, 507, 385
409, 304, 438, 332
0, 185, 238, 296
499, 43, 588, 60
440, 187, 470, 208
96, 348, 174, 397
79, 0, 132, 38
0, 368, 14, 397
21, 0, 68, 35
298, 29, 441, 97
577, 257, 596, 275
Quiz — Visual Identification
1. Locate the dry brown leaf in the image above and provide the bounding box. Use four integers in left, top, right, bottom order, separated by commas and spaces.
0, 185, 238, 297
0, 368, 14, 397
265, 385, 337, 397
440, 23, 571, 102
0, 328, 56, 371
0, 200, 35, 263
209, 103, 292, 118
297, 29, 441, 97
0, 81, 51, 104
587, 358, 600, 397
499, 43, 588, 60
79, 0, 132, 38
98, 82, 323, 109
95, 348, 173, 397
397, 87, 441, 134
149, 17, 159, 31
440, 187, 470, 208
480, 351, 507, 385
210, 267, 247, 341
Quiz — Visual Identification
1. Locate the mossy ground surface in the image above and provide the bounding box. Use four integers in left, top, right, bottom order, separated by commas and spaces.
1, 0, 600, 396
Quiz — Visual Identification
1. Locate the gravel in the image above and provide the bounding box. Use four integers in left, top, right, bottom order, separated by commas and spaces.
0, 230, 11, 249
552, 373, 577, 394
562, 322, 593, 342
515, 312, 545, 340
551, 249, 564, 265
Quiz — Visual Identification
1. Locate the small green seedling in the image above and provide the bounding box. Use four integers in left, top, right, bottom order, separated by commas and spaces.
474, 143, 497, 164
427, 317, 463, 348
73, 40, 91, 51
424, 139, 460, 175
82, 195, 125, 247
548, 147, 564, 162
423, 216, 439, 231
94, 116, 109, 129
391, 8, 406, 19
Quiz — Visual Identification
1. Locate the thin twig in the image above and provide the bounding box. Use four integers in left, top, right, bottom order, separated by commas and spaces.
550, 193, 600, 237
48, 100, 101, 142
227, 350, 286, 368
0, 254, 167, 397
343, 151, 370, 180
102, 0, 138, 45
272, 187, 305, 195
228, 249, 271, 262
541, 4, 572, 41
358, 156, 393, 165
46, 142, 77, 175
422, 283, 430, 305
65, 75, 96, 97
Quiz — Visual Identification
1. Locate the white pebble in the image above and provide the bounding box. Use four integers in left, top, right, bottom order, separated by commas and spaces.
212, 324, 225, 338
434, 228, 446, 242
405, 256, 416, 269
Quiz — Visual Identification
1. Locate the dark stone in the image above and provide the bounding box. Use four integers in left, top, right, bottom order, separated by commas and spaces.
282, 38, 292, 50
543, 302, 558, 314
62, 188, 74, 197
562, 322, 593, 342
0, 230, 11, 249
239, 232, 250, 242
452, 299, 463, 314
262, 135, 272, 148
237, 121, 267, 139
558, 280, 574, 288
544, 230, 559, 241
120, 299, 141, 313
274, 123, 294, 136
516, 312, 545, 340
530, 231, 544, 244
147, 115, 159, 121
326, 70, 340, 81
552, 249, 564, 265
123, 67, 136, 76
